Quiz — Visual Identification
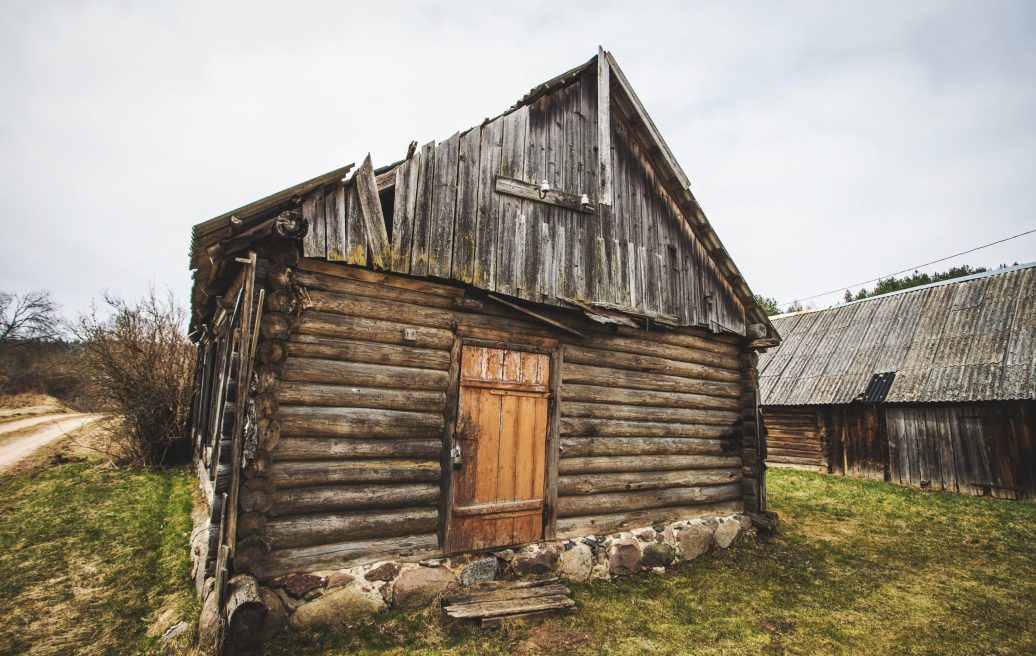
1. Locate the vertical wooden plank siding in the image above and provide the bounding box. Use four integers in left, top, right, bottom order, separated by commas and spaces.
343, 185, 367, 266
353, 155, 391, 270
452, 129, 482, 284
390, 155, 420, 273
301, 190, 325, 258
410, 141, 437, 276
428, 132, 460, 278
325, 185, 347, 261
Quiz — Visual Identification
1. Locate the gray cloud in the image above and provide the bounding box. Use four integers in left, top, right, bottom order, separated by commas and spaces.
1, 0, 1034, 317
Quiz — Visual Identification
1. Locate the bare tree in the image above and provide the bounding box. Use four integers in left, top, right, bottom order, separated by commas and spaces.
73, 289, 194, 467
0, 290, 60, 344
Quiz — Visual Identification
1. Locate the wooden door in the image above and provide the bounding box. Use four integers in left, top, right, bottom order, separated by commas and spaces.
448, 345, 551, 553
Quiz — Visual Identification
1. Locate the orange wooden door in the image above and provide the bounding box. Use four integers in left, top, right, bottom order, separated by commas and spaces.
448, 345, 551, 553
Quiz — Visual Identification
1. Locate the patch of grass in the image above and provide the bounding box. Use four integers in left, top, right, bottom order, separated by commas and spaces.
0, 459, 198, 655
268, 470, 1036, 656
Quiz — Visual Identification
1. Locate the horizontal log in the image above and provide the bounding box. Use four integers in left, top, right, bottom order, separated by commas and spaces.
296, 311, 454, 350
555, 499, 743, 539
559, 454, 742, 474
561, 417, 732, 439
560, 436, 739, 458
249, 533, 441, 581
768, 454, 826, 466
282, 357, 449, 391
614, 325, 740, 355
287, 333, 450, 370
266, 507, 438, 550
564, 345, 740, 383
558, 469, 741, 496
270, 483, 439, 517
240, 477, 274, 514
308, 288, 557, 341
563, 363, 742, 398
274, 437, 442, 461
297, 258, 463, 298
237, 512, 267, 538
563, 331, 741, 370
277, 382, 446, 413
295, 268, 460, 310
258, 339, 287, 365
557, 483, 743, 517
308, 289, 456, 329
278, 405, 444, 439
561, 383, 741, 411
270, 459, 441, 488
561, 401, 739, 426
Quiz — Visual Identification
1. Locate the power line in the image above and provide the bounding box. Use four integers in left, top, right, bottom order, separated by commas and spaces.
778, 226, 1036, 309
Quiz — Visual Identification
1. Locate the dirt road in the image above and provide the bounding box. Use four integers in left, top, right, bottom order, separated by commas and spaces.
0, 414, 98, 470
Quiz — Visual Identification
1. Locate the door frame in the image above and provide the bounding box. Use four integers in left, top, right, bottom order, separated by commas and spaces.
439, 329, 562, 554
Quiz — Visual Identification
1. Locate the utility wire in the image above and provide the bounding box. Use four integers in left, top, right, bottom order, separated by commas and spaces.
778, 226, 1036, 308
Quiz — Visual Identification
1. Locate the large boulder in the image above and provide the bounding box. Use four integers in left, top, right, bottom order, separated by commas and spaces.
608, 539, 642, 575
642, 543, 677, 568
392, 566, 458, 609
558, 543, 593, 582
511, 544, 561, 577
289, 583, 385, 630
460, 557, 499, 586
678, 523, 714, 561
714, 518, 742, 549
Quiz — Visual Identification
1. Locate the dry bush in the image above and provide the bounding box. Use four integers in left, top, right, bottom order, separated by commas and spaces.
73, 289, 194, 468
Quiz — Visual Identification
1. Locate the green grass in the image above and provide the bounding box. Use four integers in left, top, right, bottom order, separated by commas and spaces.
268, 470, 1036, 656
2, 463, 1034, 656
0, 460, 197, 656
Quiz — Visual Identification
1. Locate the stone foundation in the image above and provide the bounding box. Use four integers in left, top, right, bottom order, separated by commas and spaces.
194, 512, 753, 645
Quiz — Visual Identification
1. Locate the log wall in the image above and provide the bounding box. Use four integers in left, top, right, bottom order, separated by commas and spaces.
762, 406, 827, 471
239, 258, 752, 579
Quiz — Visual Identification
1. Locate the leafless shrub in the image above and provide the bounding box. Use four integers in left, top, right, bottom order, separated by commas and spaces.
73, 289, 194, 468
0, 290, 60, 344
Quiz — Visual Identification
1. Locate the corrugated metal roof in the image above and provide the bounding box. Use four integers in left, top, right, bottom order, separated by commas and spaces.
759, 262, 1036, 405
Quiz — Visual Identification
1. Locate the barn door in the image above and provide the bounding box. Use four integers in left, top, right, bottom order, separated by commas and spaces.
448, 345, 551, 553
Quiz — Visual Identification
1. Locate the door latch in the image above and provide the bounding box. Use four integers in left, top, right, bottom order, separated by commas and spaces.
450, 447, 462, 471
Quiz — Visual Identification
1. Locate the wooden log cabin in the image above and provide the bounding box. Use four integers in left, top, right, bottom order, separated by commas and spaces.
187, 49, 780, 599
758, 263, 1036, 499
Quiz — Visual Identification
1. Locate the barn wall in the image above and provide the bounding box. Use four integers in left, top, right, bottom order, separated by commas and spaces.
886, 402, 1036, 499
762, 401, 1036, 499
244, 258, 749, 580
761, 406, 827, 471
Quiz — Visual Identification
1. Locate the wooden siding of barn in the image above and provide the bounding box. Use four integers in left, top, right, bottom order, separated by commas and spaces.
244, 259, 753, 580
762, 401, 1036, 499
294, 64, 747, 336
762, 406, 827, 471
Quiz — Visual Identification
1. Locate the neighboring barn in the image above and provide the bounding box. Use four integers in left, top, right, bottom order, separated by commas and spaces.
759, 262, 1036, 500
186, 49, 779, 643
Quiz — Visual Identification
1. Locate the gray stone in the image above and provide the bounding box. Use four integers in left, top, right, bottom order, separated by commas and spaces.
678, 523, 714, 561
392, 566, 458, 609
589, 561, 611, 581
289, 584, 385, 630
608, 538, 642, 575
326, 571, 355, 589
642, 542, 677, 568
460, 557, 499, 586
739, 514, 754, 533
633, 528, 656, 542
511, 544, 560, 577
159, 621, 188, 643
714, 519, 742, 548
660, 525, 678, 545
557, 543, 593, 582
492, 548, 515, 561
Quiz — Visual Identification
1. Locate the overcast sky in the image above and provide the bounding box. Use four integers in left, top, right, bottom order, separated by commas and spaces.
2, 0, 1034, 319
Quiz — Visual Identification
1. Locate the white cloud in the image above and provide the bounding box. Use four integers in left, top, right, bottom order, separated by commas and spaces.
0, 0, 1033, 317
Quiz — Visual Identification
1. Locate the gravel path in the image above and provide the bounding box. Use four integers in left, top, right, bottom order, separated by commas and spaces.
0, 415, 98, 470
